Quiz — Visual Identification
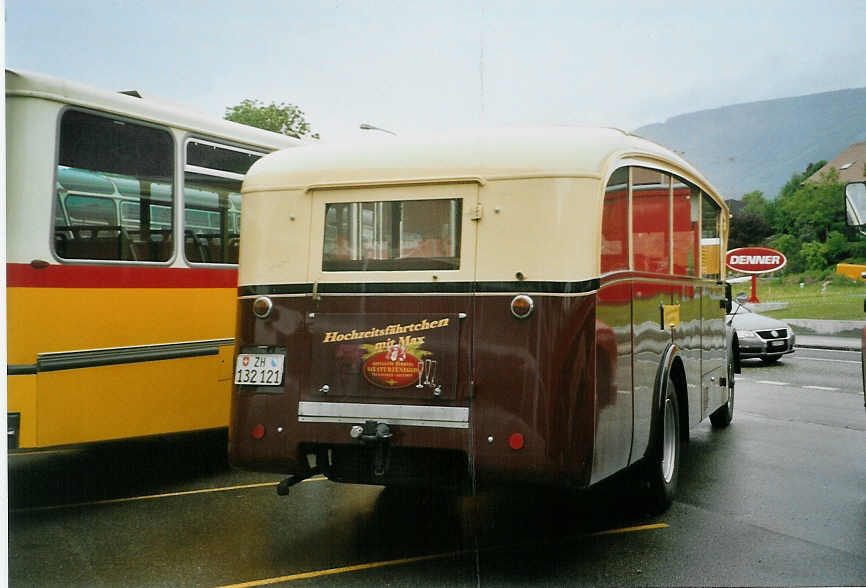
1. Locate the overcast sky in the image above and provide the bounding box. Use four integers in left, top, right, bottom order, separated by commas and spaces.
4, 0, 866, 141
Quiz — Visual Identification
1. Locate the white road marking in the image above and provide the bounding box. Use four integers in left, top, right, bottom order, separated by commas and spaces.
802, 385, 840, 391
756, 380, 787, 386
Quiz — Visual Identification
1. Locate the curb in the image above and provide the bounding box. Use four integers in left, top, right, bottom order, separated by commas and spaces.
795, 343, 862, 352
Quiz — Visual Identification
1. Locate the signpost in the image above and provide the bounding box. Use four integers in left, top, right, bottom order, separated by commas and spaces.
725, 247, 787, 303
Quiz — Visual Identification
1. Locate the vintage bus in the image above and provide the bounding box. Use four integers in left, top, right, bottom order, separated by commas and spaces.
5, 69, 299, 450
229, 127, 735, 509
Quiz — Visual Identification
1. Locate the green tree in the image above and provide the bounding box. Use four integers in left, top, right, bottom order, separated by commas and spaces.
741, 190, 768, 217
776, 175, 844, 242
225, 99, 319, 139
728, 211, 772, 249
768, 233, 803, 273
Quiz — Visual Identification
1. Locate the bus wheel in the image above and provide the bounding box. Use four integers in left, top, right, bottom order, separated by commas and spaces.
644, 375, 680, 512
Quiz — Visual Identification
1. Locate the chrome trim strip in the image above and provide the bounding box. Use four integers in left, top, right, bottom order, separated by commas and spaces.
36, 338, 234, 372
297, 401, 469, 429
238, 278, 600, 297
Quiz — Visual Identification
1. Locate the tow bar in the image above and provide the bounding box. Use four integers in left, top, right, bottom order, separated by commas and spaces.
352, 420, 392, 477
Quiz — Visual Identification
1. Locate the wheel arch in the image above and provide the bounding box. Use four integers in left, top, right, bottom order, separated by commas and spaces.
645, 343, 687, 460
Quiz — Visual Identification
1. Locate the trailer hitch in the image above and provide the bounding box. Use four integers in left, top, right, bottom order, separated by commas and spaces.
351, 420, 392, 477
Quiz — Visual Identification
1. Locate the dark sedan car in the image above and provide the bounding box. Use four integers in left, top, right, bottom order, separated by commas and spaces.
727, 301, 796, 363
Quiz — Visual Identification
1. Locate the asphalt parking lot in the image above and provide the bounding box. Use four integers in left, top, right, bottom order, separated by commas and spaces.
8, 347, 866, 587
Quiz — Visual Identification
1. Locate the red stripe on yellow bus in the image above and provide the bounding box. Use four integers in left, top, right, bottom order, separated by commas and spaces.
6, 262, 238, 288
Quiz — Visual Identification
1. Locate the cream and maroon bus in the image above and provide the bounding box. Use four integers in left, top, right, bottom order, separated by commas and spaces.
230, 127, 735, 509
5, 69, 299, 450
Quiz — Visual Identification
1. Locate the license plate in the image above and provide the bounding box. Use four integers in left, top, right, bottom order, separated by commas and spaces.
768, 340, 785, 349
234, 353, 285, 386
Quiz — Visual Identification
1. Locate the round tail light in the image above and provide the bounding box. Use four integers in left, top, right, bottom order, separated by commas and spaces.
252, 296, 273, 319
510, 295, 534, 319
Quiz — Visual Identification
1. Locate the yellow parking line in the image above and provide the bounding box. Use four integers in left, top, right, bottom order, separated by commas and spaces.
11, 477, 326, 514
214, 523, 669, 587
593, 522, 669, 535
214, 552, 460, 588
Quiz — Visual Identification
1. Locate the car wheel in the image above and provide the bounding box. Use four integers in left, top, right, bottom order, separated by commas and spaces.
643, 374, 680, 512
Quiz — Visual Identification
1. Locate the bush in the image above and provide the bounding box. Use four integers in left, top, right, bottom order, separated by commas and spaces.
825, 231, 849, 261
801, 241, 828, 271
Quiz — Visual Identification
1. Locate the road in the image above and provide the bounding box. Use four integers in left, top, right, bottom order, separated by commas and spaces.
8, 347, 865, 587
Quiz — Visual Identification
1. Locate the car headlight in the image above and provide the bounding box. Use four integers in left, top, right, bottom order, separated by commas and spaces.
737, 330, 760, 340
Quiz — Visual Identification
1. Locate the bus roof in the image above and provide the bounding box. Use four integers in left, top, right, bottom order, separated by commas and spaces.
243, 126, 726, 208
5, 68, 300, 152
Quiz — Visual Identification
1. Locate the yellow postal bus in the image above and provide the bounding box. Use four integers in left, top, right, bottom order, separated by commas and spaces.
229, 127, 735, 509
5, 69, 298, 450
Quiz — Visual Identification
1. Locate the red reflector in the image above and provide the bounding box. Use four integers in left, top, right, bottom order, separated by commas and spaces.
251, 424, 265, 439
509, 433, 524, 450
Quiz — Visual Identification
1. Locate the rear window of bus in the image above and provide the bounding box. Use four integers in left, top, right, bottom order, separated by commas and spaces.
322, 198, 462, 271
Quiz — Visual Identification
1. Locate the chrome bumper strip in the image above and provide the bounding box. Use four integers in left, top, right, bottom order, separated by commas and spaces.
298, 401, 469, 429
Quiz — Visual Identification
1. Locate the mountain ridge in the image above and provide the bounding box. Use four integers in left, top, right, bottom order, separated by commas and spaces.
633, 87, 866, 199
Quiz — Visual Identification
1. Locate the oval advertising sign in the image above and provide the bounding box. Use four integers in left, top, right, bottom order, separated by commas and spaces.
725, 247, 787, 274
362, 346, 422, 389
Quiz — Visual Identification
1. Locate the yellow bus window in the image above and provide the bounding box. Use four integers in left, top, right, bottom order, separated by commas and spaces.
183, 139, 263, 265
55, 110, 173, 262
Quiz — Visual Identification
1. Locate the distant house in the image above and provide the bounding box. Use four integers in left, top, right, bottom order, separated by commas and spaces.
805, 142, 866, 184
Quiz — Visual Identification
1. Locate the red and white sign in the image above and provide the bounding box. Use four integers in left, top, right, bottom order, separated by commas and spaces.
725, 247, 787, 274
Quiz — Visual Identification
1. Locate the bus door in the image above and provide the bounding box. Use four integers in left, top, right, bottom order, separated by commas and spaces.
302, 183, 479, 477
671, 179, 703, 426
700, 193, 727, 417
630, 168, 675, 460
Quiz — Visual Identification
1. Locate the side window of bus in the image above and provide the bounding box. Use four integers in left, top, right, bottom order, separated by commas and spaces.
632, 167, 671, 274
55, 110, 174, 262
672, 176, 700, 276
701, 193, 722, 279
601, 167, 629, 273
184, 139, 262, 265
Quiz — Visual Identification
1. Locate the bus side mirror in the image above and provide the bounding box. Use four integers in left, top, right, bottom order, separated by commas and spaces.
724, 283, 732, 314
845, 182, 866, 230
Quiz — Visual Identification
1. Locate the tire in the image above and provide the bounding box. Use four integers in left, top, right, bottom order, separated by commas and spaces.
644, 374, 680, 512
710, 359, 735, 428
